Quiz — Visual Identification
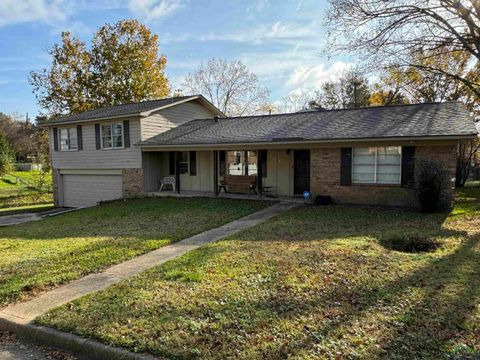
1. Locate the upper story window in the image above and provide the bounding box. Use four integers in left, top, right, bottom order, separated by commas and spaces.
101, 123, 123, 149
59, 127, 77, 151
352, 146, 401, 184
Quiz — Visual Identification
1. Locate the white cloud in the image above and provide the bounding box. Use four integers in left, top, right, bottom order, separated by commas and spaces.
0, 0, 67, 27
160, 20, 318, 46
128, 0, 183, 22
286, 61, 349, 90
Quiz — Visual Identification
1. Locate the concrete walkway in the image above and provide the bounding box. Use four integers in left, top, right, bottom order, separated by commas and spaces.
0, 202, 296, 325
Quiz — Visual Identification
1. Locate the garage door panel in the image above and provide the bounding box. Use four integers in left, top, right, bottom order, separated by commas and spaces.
62, 174, 122, 207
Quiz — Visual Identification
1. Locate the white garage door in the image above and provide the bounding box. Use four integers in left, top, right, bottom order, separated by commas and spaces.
62, 174, 122, 207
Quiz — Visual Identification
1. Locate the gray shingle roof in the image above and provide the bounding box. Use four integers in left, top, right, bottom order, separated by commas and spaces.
48, 95, 212, 124
139, 102, 478, 147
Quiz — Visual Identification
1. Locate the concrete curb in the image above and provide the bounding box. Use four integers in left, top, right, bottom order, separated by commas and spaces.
0, 202, 298, 359
0, 316, 158, 360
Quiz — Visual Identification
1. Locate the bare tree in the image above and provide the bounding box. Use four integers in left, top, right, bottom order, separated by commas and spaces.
182, 58, 270, 116
325, 0, 480, 98
279, 90, 317, 113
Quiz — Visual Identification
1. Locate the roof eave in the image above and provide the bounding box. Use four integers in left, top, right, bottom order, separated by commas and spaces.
140, 95, 225, 118
40, 95, 225, 127
137, 134, 477, 149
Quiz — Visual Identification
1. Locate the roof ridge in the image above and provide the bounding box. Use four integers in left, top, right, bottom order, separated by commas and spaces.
217, 101, 462, 121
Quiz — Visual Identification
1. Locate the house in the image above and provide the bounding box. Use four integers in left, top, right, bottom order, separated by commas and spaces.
46, 98, 478, 208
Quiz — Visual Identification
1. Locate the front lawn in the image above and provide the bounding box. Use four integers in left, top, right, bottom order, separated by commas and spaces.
0, 197, 268, 307
38, 189, 480, 359
0, 171, 53, 209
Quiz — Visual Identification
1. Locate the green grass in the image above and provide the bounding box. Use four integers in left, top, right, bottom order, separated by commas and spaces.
0, 197, 268, 307
0, 171, 53, 208
0, 171, 51, 189
38, 189, 480, 359
0, 203, 55, 216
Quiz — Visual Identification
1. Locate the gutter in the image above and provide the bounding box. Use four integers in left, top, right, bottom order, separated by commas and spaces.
137, 134, 477, 150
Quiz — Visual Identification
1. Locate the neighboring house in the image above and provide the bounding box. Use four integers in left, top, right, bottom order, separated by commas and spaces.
46, 99, 478, 208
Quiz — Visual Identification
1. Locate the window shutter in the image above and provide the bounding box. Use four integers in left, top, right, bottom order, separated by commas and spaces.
95, 124, 101, 150
123, 120, 130, 148
53, 127, 58, 151
189, 151, 197, 176
340, 147, 352, 186
259, 150, 267, 178
401, 146, 416, 187
169, 152, 175, 175
76, 125, 83, 151
219, 150, 226, 176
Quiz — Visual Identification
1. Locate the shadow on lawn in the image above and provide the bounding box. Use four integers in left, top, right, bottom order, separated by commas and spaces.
246, 233, 480, 359
228, 196, 480, 358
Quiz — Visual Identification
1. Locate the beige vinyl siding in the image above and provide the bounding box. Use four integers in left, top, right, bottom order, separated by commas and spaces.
142, 152, 164, 192
50, 118, 142, 169
263, 149, 294, 196
180, 151, 214, 192
141, 101, 218, 140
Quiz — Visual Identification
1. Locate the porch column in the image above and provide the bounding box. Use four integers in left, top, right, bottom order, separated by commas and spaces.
213, 150, 219, 196
244, 150, 249, 175
256, 150, 263, 196
175, 151, 180, 193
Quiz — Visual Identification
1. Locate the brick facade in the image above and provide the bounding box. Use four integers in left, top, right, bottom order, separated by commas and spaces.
310, 144, 457, 207
122, 168, 144, 197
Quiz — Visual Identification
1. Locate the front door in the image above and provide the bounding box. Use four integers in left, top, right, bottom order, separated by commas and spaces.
294, 150, 310, 195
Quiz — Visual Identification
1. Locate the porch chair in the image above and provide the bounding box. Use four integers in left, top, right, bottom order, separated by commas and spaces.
159, 176, 176, 192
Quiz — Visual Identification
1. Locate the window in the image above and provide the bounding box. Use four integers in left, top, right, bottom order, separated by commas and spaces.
101, 123, 123, 149
59, 127, 77, 151
179, 151, 189, 174
226, 151, 258, 176
352, 146, 401, 184
234, 152, 241, 165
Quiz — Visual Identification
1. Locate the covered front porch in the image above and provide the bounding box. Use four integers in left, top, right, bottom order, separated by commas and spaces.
141, 148, 312, 199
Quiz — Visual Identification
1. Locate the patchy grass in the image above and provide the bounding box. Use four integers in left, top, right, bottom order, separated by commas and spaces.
38, 189, 480, 359
0, 197, 268, 307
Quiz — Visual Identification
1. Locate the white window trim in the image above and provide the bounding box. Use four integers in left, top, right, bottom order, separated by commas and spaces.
352, 146, 402, 185
59, 127, 78, 152
179, 151, 190, 175
100, 123, 124, 150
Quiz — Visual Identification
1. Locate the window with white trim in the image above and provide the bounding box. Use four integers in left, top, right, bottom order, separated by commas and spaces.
101, 123, 123, 149
59, 127, 77, 151
179, 151, 189, 174
352, 146, 402, 184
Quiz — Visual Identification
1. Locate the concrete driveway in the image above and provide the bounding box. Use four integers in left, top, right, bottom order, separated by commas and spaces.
0, 208, 71, 227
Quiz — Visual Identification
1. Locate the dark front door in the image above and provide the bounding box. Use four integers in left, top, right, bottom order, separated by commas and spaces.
294, 150, 310, 195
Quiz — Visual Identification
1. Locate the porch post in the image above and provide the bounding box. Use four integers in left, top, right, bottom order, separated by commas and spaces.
175, 151, 180, 193
257, 150, 263, 196
244, 150, 249, 175
213, 150, 219, 196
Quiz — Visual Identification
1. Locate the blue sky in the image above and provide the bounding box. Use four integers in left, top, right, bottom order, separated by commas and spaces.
0, 0, 351, 119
